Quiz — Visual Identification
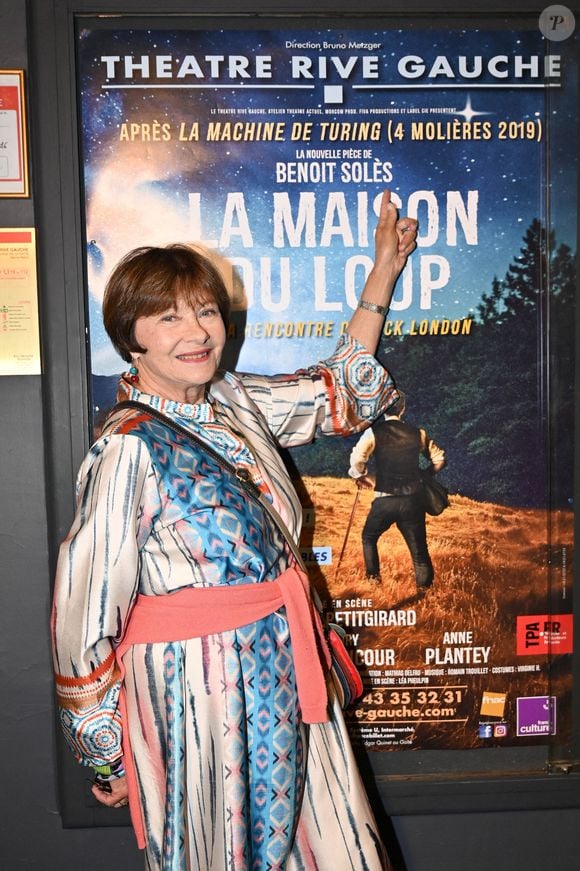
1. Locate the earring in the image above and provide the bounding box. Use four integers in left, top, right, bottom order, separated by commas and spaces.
128, 364, 139, 384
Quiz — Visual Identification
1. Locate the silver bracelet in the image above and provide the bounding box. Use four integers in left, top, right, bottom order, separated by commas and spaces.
358, 299, 389, 317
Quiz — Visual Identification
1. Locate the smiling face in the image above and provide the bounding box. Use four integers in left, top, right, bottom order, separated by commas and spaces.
132, 294, 226, 403
102, 244, 231, 402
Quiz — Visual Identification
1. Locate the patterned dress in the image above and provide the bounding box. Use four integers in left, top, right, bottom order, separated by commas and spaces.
52, 335, 397, 871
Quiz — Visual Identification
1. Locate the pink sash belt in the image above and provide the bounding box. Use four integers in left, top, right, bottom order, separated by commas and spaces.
115, 565, 330, 848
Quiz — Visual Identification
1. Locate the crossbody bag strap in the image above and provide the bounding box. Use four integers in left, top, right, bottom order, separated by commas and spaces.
112, 400, 312, 582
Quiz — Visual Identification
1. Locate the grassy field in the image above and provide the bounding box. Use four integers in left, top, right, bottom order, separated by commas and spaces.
297, 475, 573, 749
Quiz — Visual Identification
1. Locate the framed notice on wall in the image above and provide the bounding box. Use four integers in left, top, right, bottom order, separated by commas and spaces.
0, 70, 29, 198
0, 228, 41, 374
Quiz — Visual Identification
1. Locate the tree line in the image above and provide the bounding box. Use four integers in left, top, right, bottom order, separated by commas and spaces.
291, 219, 575, 509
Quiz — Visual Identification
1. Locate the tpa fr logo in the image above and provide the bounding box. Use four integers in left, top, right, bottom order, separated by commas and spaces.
516, 614, 573, 656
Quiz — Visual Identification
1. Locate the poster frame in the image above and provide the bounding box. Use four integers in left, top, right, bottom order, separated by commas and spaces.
32, 0, 580, 829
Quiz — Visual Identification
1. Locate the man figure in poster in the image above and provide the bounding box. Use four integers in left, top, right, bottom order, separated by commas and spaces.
348, 392, 445, 589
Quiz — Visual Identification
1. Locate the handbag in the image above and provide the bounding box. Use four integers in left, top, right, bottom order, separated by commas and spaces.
421, 471, 449, 516
112, 400, 364, 709
326, 623, 364, 708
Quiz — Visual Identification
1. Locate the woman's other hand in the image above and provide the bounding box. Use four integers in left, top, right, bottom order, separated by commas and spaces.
92, 774, 129, 808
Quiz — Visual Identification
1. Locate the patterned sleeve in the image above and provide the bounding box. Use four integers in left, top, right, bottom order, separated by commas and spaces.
238, 334, 399, 449
51, 434, 157, 769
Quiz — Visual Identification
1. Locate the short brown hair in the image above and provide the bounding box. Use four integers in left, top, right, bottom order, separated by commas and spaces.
102, 245, 231, 363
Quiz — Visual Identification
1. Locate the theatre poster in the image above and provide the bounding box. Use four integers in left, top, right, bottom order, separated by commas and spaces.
78, 17, 577, 753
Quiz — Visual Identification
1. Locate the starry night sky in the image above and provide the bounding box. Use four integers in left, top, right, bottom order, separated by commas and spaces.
78, 25, 578, 376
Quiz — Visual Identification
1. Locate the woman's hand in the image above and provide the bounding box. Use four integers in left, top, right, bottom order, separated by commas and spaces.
346, 189, 418, 354
373, 189, 418, 285
92, 774, 129, 808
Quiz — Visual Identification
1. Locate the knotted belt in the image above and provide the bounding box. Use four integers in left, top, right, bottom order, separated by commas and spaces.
114, 565, 331, 848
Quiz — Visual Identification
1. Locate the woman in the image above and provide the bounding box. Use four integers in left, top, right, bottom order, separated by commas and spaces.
51, 190, 417, 870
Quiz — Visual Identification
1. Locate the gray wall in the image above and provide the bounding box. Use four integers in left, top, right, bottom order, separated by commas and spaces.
0, 1, 578, 868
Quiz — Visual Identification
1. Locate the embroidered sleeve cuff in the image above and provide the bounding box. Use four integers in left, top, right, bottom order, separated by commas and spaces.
320, 334, 399, 431
90, 758, 126, 781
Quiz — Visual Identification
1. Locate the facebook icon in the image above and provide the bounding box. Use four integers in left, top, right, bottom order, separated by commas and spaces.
478, 724, 493, 739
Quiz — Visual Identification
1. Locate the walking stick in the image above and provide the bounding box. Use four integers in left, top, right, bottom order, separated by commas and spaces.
333, 484, 361, 580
